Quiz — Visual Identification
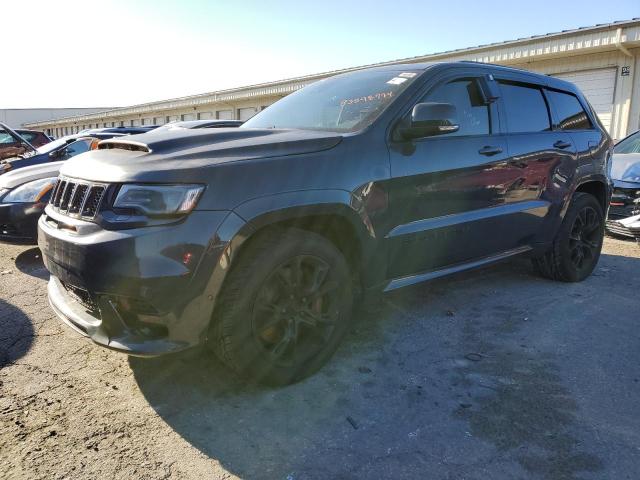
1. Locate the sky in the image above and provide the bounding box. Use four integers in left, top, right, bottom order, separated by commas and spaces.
2, 0, 638, 108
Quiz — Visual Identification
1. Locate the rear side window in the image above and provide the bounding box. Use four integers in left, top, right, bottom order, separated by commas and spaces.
420, 78, 490, 136
546, 90, 593, 130
499, 82, 551, 133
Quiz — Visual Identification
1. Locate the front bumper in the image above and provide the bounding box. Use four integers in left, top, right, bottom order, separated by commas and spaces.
0, 201, 44, 243
47, 276, 191, 355
609, 214, 640, 243
39, 207, 245, 356
606, 181, 640, 237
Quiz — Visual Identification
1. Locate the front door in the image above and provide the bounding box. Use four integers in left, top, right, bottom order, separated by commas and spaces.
387, 73, 517, 279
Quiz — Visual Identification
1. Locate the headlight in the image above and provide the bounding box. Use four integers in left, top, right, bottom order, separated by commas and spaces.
113, 184, 204, 216
1, 177, 57, 204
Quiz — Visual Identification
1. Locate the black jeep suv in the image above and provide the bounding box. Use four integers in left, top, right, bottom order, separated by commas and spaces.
39, 62, 612, 385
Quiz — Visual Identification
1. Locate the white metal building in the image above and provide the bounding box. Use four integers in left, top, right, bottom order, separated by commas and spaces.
1, 108, 114, 129
26, 18, 640, 141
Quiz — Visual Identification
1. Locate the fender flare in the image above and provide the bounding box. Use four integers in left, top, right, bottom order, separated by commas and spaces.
199, 189, 380, 325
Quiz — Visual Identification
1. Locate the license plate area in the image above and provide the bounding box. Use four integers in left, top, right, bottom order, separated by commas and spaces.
60, 281, 99, 315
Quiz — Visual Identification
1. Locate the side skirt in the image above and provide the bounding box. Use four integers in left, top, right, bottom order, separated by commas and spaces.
383, 245, 532, 292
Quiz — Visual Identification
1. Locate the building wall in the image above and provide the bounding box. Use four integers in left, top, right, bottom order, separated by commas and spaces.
0, 108, 113, 129
45, 97, 285, 138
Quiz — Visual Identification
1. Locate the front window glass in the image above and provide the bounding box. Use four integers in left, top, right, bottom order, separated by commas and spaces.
615, 131, 640, 154
420, 78, 490, 136
242, 69, 421, 133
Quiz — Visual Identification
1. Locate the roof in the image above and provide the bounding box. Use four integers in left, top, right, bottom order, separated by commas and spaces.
25, 18, 640, 128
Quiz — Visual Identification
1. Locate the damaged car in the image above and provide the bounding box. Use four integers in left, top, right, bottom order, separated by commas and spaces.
0, 123, 51, 161
39, 62, 611, 385
606, 129, 640, 238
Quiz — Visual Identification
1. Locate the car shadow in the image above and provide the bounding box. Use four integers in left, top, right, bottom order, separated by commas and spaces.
129, 300, 410, 479
14, 247, 49, 280
0, 299, 34, 367
128, 253, 635, 479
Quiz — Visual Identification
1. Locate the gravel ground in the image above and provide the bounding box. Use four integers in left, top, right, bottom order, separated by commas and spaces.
1, 238, 639, 480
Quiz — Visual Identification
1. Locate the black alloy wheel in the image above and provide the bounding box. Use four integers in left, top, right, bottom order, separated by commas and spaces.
568, 206, 601, 270
252, 255, 340, 366
209, 228, 353, 385
533, 192, 604, 282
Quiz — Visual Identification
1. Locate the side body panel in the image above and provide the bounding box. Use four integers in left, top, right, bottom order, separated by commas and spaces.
385, 66, 552, 279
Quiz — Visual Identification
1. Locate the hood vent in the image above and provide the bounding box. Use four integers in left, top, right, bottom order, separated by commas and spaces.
98, 140, 150, 153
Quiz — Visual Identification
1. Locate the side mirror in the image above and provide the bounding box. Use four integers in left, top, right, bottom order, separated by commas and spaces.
400, 102, 459, 140
49, 148, 65, 159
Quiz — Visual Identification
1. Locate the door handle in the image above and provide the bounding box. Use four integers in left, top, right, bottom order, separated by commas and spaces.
478, 145, 503, 156
553, 140, 572, 149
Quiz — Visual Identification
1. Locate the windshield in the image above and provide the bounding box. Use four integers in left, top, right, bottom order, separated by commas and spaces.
242, 69, 421, 133
615, 131, 640, 154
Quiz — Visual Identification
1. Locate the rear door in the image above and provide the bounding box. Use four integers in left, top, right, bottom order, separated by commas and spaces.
493, 75, 579, 246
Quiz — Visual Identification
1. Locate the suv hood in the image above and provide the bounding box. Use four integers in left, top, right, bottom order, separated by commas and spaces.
60, 128, 343, 183
611, 153, 640, 184
0, 161, 63, 190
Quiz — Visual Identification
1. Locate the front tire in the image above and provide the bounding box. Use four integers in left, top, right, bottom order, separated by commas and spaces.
533, 192, 604, 282
209, 228, 353, 385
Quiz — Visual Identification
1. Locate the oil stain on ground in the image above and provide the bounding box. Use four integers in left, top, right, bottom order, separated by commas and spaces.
452, 303, 603, 480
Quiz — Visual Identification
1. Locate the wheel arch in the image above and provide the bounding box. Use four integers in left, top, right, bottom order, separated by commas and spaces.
574, 176, 611, 214
233, 190, 376, 277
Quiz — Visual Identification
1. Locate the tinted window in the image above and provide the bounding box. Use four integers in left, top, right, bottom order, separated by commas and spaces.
499, 82, 551, 133
420, 79, 490, 136
64, 140, 91, 157
546, 90, 593, 130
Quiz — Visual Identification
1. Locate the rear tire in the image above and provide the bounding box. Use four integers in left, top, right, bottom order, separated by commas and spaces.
209, 228, 353, 385
532, 192, 604, 282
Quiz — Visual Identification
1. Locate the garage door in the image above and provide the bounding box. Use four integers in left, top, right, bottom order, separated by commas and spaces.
552, 68, 616, 133
217, 110, 233, 120
238, 107, 256, 121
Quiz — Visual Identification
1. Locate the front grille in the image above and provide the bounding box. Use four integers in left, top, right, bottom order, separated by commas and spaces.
61, 281, 99, 315
82, 186, 106, 217
610, 187, 640, 217
49, 176, 107, 219
0, 223, 18, 236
